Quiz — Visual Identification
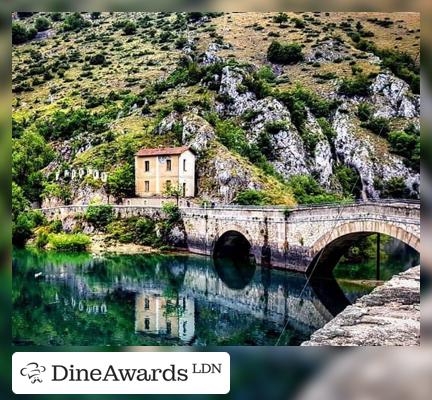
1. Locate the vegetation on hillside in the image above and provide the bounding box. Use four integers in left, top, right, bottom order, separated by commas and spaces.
12, 12, 420, 246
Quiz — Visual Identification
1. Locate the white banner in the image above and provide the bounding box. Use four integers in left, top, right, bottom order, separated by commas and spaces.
12, 352, 230, 394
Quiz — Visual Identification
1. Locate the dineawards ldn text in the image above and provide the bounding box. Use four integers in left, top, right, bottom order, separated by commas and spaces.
51, 363, 222, 382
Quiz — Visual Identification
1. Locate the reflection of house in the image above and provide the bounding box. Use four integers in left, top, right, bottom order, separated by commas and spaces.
135, 146, 196, 198
135, 292, 195, 342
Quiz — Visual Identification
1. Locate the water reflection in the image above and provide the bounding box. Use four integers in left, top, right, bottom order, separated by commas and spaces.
12, 249, 374, 346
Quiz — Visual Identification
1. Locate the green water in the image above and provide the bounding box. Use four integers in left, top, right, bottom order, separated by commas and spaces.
12, 246, 412, 346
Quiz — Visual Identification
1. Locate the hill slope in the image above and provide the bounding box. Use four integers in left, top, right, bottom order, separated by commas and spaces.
12, 12, 420, 211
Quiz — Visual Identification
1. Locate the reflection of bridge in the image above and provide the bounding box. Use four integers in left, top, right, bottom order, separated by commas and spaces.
39, 257, 345, 343
40, 200, 420, 272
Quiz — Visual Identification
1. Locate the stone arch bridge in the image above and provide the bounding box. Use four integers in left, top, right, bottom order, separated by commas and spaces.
40, 201, 420, 274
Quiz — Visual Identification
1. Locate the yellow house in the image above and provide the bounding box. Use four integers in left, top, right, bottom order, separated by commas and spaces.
135, 146, 196, 198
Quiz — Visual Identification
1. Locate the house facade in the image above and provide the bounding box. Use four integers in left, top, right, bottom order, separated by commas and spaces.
135, 146, 196, 198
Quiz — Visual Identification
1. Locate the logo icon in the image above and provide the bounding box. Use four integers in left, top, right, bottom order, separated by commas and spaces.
20, 362, 46, 383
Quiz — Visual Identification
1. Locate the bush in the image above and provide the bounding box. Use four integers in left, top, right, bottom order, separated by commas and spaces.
12, 22, 37, 44
172, 99, 188, 113
89, 53, 106, 65
353, 40, 419, 94
123, 21, 137, 35
84, 204, 114, 230
288, 175, 349, 204
35, 230, 49, 248
334, 164, 362, 198
267, 41, 304, 64
35, 108, 109, 140
35, 17, 50, 32
357, 102, 373, 121
338, 74, 371, 96
234, 190, 267, 205
107, 217, 158, 246
273, 13, 289, 24
162, 202, 181, 224
63, 12, 90, 32
381, 177, 411, 199
12, 210, 45, 247
361, 116, 390, 136
51, 12, 62, 21
48, 233, 91, 251
292, 17, 305, 28
388, 127, 419, 171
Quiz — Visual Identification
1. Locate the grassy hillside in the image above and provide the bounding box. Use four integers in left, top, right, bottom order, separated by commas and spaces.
12, 11, 420, 233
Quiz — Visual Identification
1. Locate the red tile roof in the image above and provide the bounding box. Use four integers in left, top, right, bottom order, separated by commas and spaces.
135, 146, 192, 157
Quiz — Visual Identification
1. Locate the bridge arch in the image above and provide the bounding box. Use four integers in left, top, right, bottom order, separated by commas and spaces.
213, 230, 253, 260
308, 220, 420, 276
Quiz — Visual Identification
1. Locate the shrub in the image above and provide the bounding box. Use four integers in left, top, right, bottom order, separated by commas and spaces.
242, 74, 272, 99
334, 164, 362, 198
51, 12, 62, 21
12, 22, 37, 44
357, 102, 373, 121
288, 175, 348, 204
63, 12, 90, 32
172, 99, 188, 113
273, 13, 289, 24
89, 53, 106, 65
267, 41, 304, 64
361, 116, 390, 136
338, 74, 371, 96
381, 177, 411, 199
35, 17, 50, 32
123, 21, 137, 35
84, 204, 114, 230
49, 219, 63, 233
12, 210, 45, 246
175, 36, 187, 49
162, 202, 181, 224
48, 233, 91, 251
215, 119, 249, 157
35, 230, 49, 248
353, 40, 419, 94
388, 127, 419, 171
35, 108, 108, 140
107, 217, 158, 246
234, 190, 267, 205
292, 17, 305, 28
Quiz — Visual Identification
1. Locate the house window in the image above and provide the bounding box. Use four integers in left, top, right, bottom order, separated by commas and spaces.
166, 159, 171, 171
144, 298, 149, 310
166, 321, 172, 335
144, 181, 150, 192
165, 180, 171, 190
182, 182, 186, 197
145, 160, 150, 172
183, 159, 186, 171
144, 318, 150, 330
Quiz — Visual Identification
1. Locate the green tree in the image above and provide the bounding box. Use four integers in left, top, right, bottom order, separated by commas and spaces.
63, 12, 90, 32
107, 164, 135, 202
338, 74, 372, 96
12, 23, 36, 44
267, 41, 304, 64
123, 21, 137, 35
12, 182, 29, 220
381, 177, 410, 198
84, 205, 114, 230
35, 17, 50, 32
